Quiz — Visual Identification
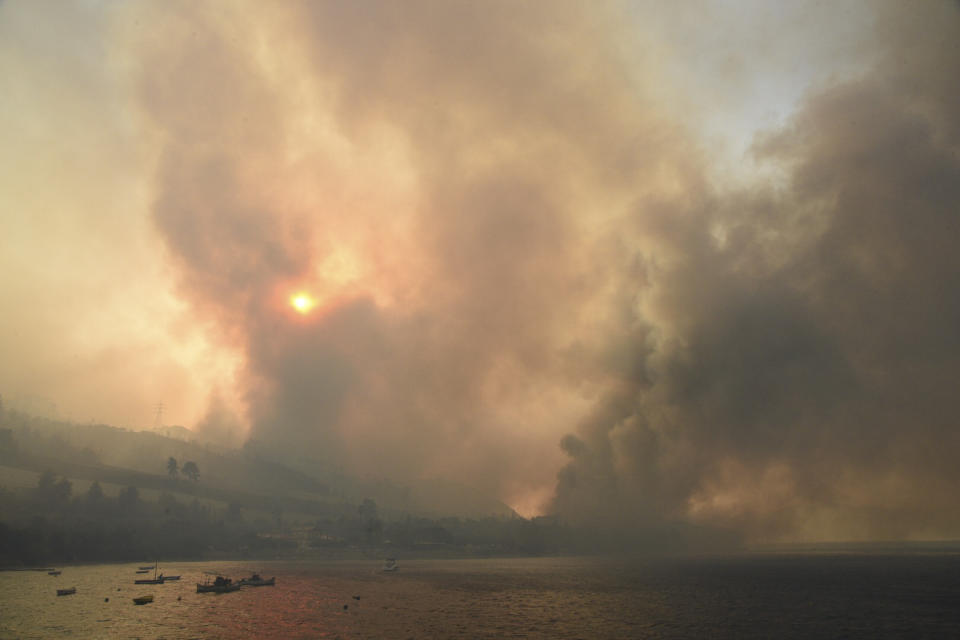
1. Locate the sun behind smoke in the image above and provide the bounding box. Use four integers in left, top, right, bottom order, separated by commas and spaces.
290, 292, 317, 314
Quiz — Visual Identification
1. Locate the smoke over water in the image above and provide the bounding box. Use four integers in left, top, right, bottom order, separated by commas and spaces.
131, 1, 960, 541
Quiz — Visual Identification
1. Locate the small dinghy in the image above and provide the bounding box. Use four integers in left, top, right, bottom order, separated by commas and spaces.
132, 595, 154, 605
56, 587, 76, 596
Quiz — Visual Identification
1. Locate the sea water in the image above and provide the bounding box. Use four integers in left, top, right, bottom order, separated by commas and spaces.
1, 554, 958, 638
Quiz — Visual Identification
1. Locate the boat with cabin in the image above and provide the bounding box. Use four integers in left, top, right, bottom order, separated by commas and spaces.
238, 573, 275, 587
197, 576, 240, 593
132, 594, 154, 605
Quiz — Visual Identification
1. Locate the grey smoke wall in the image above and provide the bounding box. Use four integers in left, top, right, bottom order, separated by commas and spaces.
553, 1, 960, 541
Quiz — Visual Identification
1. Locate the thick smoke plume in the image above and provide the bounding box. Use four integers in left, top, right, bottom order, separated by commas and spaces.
133, 0, 960, 540
553, 1, 960, 541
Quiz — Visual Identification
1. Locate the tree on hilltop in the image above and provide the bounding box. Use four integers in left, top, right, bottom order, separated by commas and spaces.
182, 461, 199, 482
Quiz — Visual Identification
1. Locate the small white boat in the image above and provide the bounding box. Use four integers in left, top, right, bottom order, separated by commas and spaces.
383, 558, 399, 572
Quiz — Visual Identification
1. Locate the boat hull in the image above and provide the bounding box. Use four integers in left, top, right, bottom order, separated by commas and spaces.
238, 577, 275, 587
197, 583, 241, 593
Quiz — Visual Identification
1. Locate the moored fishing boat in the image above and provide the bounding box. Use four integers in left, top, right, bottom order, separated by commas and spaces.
56, 587, 76, 596
197, 576, 240, 593
132, 594, 154, 605
238, 573, 275, 587
383, 557, 399, 572
48, 570, 61, 576
134, 564, 172, 584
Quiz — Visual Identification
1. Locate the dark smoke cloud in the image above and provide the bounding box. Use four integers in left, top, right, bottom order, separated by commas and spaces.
554, 1, 960, 541
135, 0, 960, 539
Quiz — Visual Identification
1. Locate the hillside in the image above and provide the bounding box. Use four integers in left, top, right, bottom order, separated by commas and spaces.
0, 410, 515, 521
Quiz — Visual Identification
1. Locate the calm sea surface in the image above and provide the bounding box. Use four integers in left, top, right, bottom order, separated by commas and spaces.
1, 554, 959, 638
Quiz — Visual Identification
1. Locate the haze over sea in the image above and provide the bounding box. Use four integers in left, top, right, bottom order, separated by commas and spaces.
4, 552, 959, 639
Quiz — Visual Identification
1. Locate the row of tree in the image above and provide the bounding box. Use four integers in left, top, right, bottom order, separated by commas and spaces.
0, 468, 288, 565
166, 457, 200, 482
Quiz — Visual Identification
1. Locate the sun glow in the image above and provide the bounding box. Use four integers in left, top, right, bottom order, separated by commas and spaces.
290, 292, 317, 314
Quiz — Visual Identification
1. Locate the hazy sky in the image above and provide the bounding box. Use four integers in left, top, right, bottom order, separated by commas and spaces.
2, 0, 958, 541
